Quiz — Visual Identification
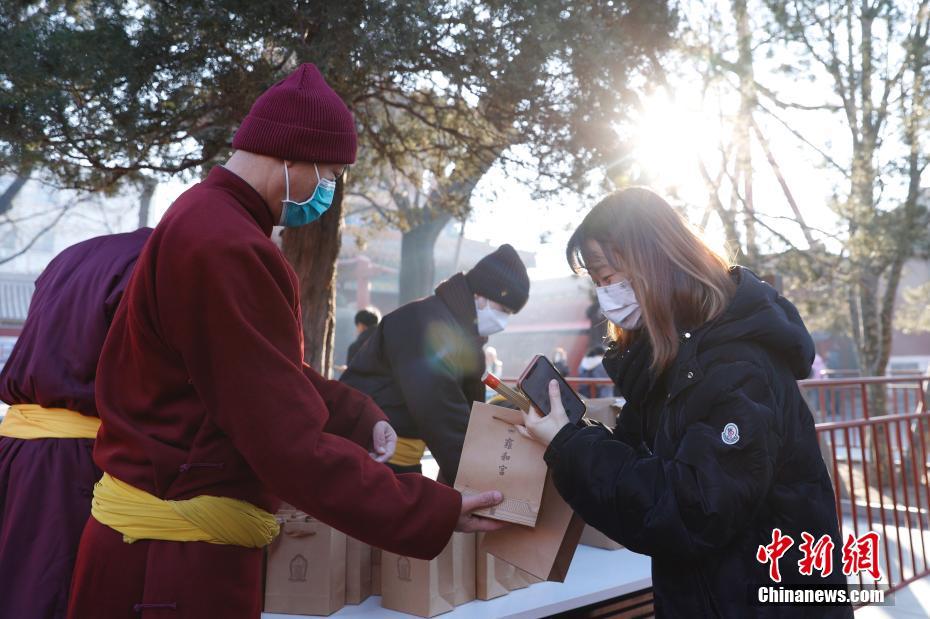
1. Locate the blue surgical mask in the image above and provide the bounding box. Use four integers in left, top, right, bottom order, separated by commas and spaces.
280, 163, 337, 227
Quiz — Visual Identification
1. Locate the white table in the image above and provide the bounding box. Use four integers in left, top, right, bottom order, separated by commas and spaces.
263, 545, 652, 619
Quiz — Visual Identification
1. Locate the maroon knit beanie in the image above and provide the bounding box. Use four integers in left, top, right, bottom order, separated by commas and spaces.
232, 63, 357, 164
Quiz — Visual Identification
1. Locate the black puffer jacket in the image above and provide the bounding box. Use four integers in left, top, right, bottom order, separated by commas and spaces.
340, 273, 486, 483
544, 268, 852, 618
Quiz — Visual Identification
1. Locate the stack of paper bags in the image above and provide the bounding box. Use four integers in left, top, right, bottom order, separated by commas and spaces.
264, 510, 346, 616
345, 536, 373, 604
380, 532, 476, 617
476, 533, 541, 600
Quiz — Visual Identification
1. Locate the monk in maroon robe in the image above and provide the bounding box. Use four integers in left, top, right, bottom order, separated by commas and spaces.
67, 64, 503, 619
0, 228, 152, 619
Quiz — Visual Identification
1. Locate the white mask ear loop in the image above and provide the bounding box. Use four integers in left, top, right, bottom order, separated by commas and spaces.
283, 163, 292, 202
314, 163, 321, 184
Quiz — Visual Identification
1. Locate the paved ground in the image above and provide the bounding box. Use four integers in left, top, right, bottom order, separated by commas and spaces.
854, 575, 930, 617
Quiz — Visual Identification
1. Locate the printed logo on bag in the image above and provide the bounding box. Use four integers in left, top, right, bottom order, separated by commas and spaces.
721, 422, 740, 445
289, 554, 309, 582
397, 556, 412, 582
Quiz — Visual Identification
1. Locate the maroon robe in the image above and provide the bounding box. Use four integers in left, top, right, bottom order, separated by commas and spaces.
68, 167, 461, 618
0, 229, 152, 619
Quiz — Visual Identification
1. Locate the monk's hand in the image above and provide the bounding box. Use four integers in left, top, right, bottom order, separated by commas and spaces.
370, 420, 397, 463
456, 490, 508, 533
518, 379, 570, 448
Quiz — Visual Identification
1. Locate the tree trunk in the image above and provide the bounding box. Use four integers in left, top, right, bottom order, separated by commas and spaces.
857, 271, 883, 375
698, 158, 744, 263
0, 173, 30, 215
855, 269, 895, 484
898, 14, 930, 475
138, 178, 156, 229
281, 179, 344, 377
398, 211, 452, 304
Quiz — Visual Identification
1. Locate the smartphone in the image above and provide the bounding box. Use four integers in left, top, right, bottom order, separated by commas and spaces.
517, 355, 587, 425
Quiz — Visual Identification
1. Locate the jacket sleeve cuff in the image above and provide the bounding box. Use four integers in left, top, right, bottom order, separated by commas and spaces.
351, 399, 390, 450
544, 422, 581, 468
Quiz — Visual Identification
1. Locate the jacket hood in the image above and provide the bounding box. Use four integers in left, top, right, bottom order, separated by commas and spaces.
702, 267, 815, 380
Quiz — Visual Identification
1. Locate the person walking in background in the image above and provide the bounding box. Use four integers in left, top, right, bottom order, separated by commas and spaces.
347, 306, 381, 363
577, 345, 612, 398
552, 347, 570, 376
520, 187, 851, 618
0, 228, 152, 619
342, 244, 530, 482
484, 345, 503, 377
810, 351, 826, 379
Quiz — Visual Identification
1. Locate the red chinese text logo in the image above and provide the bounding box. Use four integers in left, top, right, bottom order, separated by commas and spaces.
757, 528, 794, 582
842, 532, 881, 580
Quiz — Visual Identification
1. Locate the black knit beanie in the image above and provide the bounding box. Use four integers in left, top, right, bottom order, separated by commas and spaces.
465, 244, 530, 313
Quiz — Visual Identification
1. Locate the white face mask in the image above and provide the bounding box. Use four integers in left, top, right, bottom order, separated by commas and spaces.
475, 300, 510, 336
596, 280, 643, 330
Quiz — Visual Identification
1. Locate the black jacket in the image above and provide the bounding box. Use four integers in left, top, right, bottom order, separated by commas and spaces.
544, 268, 852, 618
340, 273, 486, 482
346, 327, 374, 364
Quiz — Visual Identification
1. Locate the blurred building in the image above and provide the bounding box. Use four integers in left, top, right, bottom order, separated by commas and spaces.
0, 272, 37, 367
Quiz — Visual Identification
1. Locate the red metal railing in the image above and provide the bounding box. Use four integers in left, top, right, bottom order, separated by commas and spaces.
505, 373, 930, 605
806, 375, 930, 603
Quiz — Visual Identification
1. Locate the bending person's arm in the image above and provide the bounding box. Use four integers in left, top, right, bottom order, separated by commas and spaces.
160, 236, 460, 559
303, 363, 388, 451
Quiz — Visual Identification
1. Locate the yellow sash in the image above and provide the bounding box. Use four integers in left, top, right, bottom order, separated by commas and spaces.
0, 404, 101, 439
92, 473, 279, 548
389, 437, 427, 467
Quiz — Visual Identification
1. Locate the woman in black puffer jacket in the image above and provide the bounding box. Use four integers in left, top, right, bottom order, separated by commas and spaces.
521, 188, 852, 618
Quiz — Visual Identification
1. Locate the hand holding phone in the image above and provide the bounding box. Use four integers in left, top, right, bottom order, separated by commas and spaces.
517, 355, 586, 425
518, 378, 574, 447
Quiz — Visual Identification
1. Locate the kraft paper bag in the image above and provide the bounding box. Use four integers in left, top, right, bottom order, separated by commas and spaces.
476, 534, 509, 601
517, 569, 542, 585
380, 542, 455, 617
264, 512, 347, 616
481, 471, 585, 582
450, 532, 476, 606
583, 397, 622, 428
371, 548, 382, 595
345, 536, 373, 604
510, 567, 542, 587
454, 402, 547, 527
579, 525, 624, 550
476, 536, 537, 600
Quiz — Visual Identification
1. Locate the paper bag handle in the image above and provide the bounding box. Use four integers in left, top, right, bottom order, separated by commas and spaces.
284, 527, 317, 539
491, 410, 524, 426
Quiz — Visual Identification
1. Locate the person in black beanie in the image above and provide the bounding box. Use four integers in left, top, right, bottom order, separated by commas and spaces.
341, 244, 530, 483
